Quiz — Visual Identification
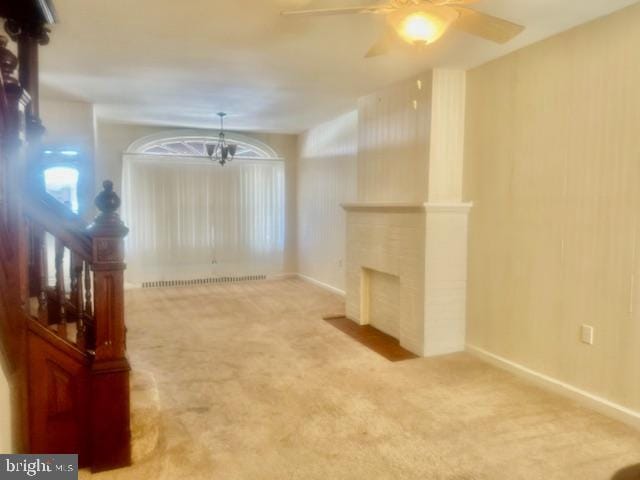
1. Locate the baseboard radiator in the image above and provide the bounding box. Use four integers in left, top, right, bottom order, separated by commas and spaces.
142, 275, 267, 289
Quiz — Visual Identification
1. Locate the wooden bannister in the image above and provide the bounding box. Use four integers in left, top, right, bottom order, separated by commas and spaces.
22, 181, 132, 471
24, 193, 93, 260
0, 3, 132, 470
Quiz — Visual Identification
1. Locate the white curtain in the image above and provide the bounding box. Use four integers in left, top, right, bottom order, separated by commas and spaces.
121, 154, 285, 284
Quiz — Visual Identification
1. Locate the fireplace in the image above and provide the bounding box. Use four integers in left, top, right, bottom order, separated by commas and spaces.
343, 202, 471, 357
343, 203, 426, 355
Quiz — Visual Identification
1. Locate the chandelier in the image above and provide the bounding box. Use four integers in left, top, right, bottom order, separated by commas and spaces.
206, 112, 237, 166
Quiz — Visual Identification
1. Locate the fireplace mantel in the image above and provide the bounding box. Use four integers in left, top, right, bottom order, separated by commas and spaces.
341, 202, 425, 212
341, 202, 473, 213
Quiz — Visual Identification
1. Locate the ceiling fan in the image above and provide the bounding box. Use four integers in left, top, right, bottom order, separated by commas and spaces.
281, 0, 525, 57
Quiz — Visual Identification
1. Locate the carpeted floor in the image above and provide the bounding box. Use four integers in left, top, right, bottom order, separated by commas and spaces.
81, 278, 640, 479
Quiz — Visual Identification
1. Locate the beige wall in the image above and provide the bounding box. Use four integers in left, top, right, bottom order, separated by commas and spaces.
95, 121, 299, 274
428, 70, 466, 203
464, 3, 640, 412
297, 111, 357, 292
40, 99, 96, 154
357, 75, 431, 203
40, 99, 97, 218
0, 366, 11, 453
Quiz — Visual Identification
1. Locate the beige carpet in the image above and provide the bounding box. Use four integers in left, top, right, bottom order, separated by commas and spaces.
82, 278, 640, 480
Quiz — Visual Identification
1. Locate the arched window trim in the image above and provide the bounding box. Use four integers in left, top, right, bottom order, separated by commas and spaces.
126, 129, 283, 161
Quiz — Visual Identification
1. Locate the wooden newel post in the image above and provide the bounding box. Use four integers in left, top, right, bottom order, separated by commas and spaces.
86, 180, 131, 472
1, 34, 32, 306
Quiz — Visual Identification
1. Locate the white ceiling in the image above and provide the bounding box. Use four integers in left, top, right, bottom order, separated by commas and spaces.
40, 0, 638, 133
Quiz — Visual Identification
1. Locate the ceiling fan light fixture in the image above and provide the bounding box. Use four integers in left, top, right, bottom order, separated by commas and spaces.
390, 6, 459, 46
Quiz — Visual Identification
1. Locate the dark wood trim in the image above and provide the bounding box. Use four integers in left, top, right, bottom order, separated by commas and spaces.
27, 331, 90, 465
24, 193, 93, 261
0, 32, 31, 453
27, 318, 89, 365
86, 182, 131, 471
89, 364, 131, 472
0, 0, 57, 26
0, 246, 30, 454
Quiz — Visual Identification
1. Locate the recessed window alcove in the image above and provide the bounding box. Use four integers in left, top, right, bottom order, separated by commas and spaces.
121, 130, 285, 285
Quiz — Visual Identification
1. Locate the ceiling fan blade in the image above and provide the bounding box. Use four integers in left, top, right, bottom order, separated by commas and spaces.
281, 5, 394, 17
365, 29, 400, 58
453, 6, 525, 44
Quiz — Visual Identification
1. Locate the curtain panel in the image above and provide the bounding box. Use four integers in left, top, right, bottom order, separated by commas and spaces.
121, 154, 285, 284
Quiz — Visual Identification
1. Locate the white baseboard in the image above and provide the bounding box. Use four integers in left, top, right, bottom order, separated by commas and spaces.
268, 273, 298, 280
297, 274, 346, 297
466, 344, 640, 429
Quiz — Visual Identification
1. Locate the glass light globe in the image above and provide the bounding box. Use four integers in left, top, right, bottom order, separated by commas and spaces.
390, 6, 459, 45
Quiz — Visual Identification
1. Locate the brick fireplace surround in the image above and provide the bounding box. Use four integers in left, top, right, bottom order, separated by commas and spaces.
343, 202, 471, 357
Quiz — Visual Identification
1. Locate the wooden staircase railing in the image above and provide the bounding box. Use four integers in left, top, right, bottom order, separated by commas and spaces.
23, 183, 131, 471
0, 2, 132, 472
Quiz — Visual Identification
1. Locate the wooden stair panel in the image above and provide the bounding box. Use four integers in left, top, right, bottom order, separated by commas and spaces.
27, 328, 91, 466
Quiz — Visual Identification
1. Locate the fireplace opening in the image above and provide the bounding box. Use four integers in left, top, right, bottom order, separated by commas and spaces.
360, 268, 402, 340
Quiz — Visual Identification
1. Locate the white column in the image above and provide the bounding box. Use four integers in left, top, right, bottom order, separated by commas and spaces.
423, 70, 473, 356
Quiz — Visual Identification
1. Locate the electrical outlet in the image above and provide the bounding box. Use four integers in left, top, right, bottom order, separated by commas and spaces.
338, 259, 343, 268
581, 325, 594, 345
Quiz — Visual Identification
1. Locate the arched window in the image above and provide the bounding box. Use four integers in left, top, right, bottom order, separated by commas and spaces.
121, 131, 285, 285
126, 130, 281, 160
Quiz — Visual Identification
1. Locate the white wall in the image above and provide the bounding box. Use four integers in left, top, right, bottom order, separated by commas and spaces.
297, 111, 357, 292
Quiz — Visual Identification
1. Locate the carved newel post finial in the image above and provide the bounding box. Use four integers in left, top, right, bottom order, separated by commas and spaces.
90, 181, 129, 236
96, 180, 120, 215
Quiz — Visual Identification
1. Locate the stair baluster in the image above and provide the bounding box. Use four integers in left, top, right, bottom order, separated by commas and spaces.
54, 237, 67, 339
71, 251, 85, 347
84, 263, 93, 316
36, 230, 47, 324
